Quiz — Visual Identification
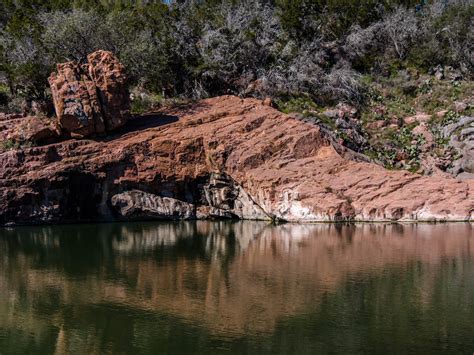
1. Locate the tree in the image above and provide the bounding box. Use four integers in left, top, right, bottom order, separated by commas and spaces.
39, 9, 109, 63
382, 6, 419, 60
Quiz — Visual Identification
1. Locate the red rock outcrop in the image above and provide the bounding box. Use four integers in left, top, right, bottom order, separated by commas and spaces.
0, 115, 60, 146
87, 50, 130, 130
0, 95, 473, 224
48, 50, 129, 137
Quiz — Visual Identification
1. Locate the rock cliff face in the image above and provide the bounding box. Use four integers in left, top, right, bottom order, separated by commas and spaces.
0, 95, 473, 225
48, 50, 130, 137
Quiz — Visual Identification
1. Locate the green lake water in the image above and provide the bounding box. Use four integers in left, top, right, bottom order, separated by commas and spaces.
0, 221, 473, 354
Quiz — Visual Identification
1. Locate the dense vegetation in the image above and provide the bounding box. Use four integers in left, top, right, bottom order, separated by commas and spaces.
0, 0, 472, 108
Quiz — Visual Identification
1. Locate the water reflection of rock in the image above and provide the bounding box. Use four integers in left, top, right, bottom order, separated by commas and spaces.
111, 221, 268, 258
0, 222, 473, 353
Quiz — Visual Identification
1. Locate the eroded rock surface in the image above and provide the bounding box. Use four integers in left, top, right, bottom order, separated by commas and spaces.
48, 50, 129, 137
111, 190, 196, 220
0, 115, 60, 146
87, 50, 130, 130
443, 116, 474, 180
0, 95, 473, 224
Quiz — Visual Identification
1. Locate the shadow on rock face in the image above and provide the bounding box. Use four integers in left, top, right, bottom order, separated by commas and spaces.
102, 113, 179, 140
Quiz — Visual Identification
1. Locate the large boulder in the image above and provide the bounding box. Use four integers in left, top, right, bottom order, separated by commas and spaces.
49, 62, 105, 137
48, 50, 129, 138
87, 50, 130, 131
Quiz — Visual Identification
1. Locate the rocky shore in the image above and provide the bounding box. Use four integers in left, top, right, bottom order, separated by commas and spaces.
1, 94, 473, 225
0, 52, 472, 225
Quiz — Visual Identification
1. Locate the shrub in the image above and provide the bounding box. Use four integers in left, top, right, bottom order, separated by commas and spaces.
0, 0, 472, 107
1, 138, 21, 151
275, 96, 319, 114
381, 6, 419, 60
39, 9, 108, 63
130, 90, 164, 114
324, 65, 365, 104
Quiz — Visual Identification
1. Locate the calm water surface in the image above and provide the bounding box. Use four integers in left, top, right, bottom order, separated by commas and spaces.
0, 222, 473, 354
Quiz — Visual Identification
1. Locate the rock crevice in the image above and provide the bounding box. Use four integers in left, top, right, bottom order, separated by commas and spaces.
111, 173, 271, 221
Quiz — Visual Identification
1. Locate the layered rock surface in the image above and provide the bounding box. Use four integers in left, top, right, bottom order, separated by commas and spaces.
0, 95, 473, 224
0, 115, 60, 145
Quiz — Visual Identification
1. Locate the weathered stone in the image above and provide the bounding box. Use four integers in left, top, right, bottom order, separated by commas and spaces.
366, 120, 386, 130
431, 64, 444, 80
403, 113, 431, 125
111, 178, 269, 221
203, 173, 269, 220
435, 110, 448, 118
457, 172, 474, 181
49, 62, 104, 137
111, 190, 196, 220
336, 103, 358, 119
87, 50, 130, 130
1, 115, 60, 146
321, 109, 339, 119
262, 97, 273, 107
48, 50, 129, 138
454, 101, 468, 113
442, 116, 474, 177
412, 123, 434, 150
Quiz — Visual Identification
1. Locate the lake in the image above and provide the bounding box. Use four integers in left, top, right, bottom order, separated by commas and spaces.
0, 222, 473, 354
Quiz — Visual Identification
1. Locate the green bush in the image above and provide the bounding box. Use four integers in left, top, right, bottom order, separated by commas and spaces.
1, 139, 21, 151
275, 96, 319, 115
130, 92, 164, 115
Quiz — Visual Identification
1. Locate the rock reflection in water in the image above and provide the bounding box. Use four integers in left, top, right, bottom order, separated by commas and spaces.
0, 222, 473, 354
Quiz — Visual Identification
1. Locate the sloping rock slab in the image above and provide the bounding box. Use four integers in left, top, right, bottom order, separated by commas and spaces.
0, 95, 473, 225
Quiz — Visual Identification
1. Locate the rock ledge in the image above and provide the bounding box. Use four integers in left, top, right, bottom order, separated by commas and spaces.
0, 95, 472, 224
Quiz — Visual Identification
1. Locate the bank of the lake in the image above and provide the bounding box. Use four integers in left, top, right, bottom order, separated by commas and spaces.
2, 96, 473, 225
